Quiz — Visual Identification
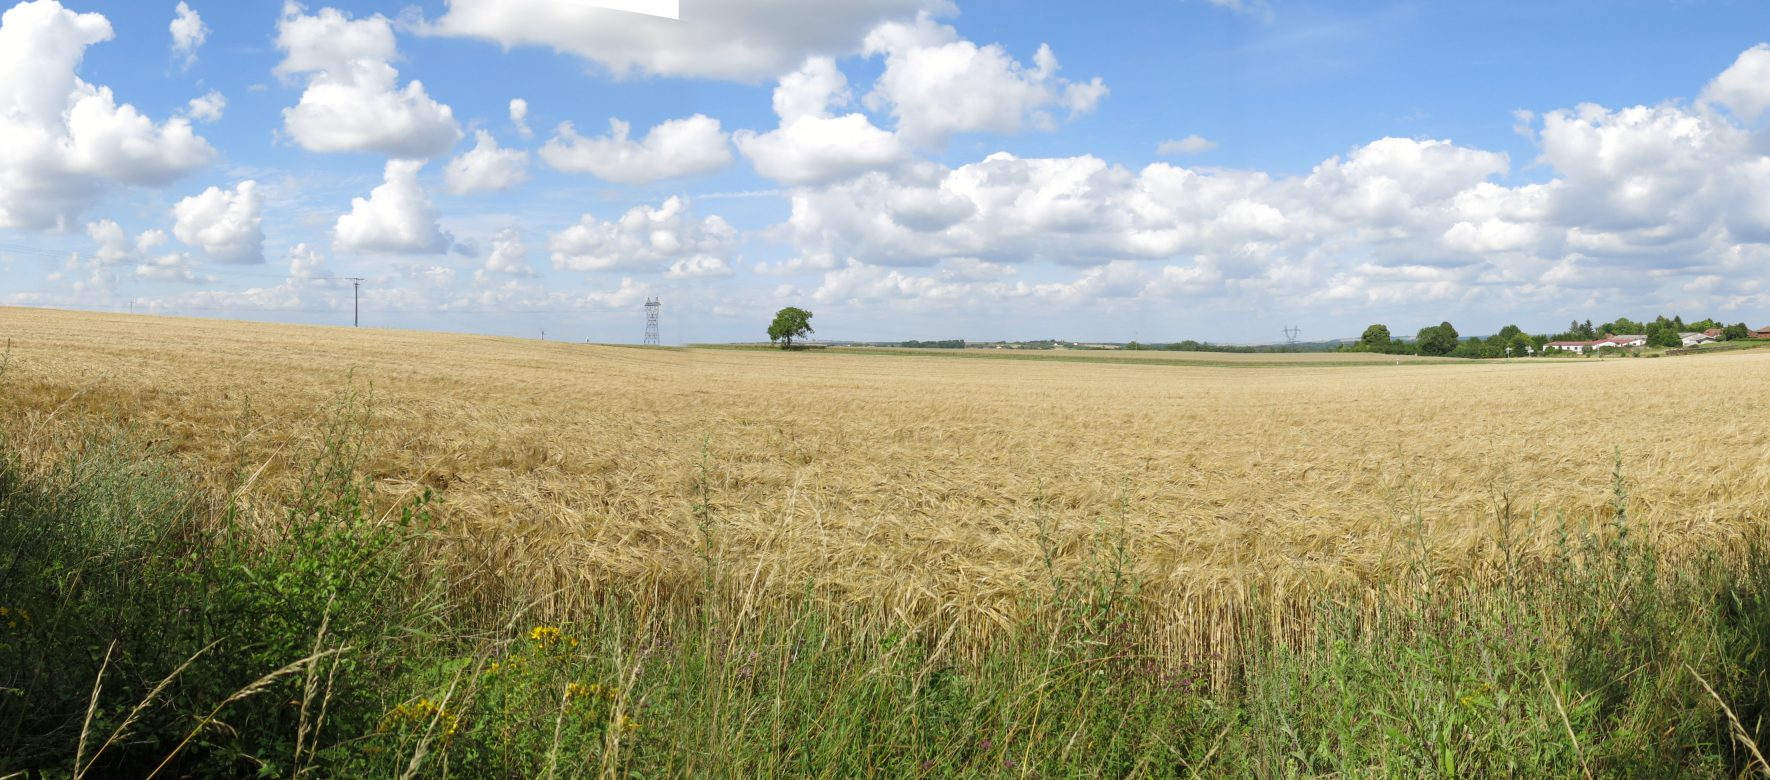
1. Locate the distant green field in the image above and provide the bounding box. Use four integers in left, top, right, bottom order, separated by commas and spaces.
1690, 339, 1770, 353
689, 343, 1472, 369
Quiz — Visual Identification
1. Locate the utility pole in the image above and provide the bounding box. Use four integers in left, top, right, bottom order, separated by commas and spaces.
644, 297, 661, 346
345, 277, 365, 327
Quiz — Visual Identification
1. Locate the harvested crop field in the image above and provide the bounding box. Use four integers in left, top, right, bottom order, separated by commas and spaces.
4, 306, 1769, 656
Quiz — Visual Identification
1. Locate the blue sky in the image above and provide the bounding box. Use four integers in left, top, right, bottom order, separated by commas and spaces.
1, 0, 1768, 344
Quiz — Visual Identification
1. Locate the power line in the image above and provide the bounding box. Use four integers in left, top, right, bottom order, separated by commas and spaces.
0, 242, 78, 261
1282, 325, 1301, 345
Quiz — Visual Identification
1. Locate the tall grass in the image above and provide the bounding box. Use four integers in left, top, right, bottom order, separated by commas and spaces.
5, 396, 1770, 776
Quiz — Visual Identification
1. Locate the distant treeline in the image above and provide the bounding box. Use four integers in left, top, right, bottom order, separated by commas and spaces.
900, 339, 967, 349
1344, 315, 1757, 358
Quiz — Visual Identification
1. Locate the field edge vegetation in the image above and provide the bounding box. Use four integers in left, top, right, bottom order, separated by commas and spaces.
5, 391, 1770, 776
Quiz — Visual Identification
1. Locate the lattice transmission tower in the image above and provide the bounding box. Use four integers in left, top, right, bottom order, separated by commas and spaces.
643, 297, 661, 346
1282, 325, 1301, 345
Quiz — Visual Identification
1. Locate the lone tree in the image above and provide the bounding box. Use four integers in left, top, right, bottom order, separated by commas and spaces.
768, 307, 814, 349
1415, 321, 1460, 356
1359, 324, 1392, 351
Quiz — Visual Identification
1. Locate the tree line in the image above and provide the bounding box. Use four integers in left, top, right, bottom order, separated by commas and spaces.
1347, 315, 1757, 358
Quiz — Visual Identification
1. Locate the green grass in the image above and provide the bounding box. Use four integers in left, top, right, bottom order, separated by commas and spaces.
5, 396, 1770, 776
1687, 339, 1770, 354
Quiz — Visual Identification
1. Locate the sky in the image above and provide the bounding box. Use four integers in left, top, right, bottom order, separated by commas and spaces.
1, 0, 1769, 345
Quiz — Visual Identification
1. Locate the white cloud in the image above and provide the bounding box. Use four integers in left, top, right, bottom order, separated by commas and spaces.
424, 0, 931, 82
1158, 135, 1217, 155
287, 242, 328, 278
334, 160, 451, 254
734, 57, 908, 185
135, 252, 210, 283
1533, 103, 1742, 242
480, 228, 534, 277
170, 2, 207, 69
861, 14, 1107, 145
86, 220, 167, 265
0, 0, 215, 230
275, 3, 461, 158
186, 90, 226, 123
666, 256, 734, 279
1701, 44, 1770, 123
780, 138, 1517, 306
539, 115, 732, 184
1200, 0, 1273, 21
444, 130, 531, 195
549, 196, 736, 273
509, 98, 533, 139
775, 49, 1770, 316
173, 180, 265, 264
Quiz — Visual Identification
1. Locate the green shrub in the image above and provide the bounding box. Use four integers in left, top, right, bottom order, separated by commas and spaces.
0, 398, 443, 777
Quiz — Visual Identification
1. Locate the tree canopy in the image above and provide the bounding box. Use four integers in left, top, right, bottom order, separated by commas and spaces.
767, 307, 815, 349
1359, 324, 1392, 350
1644, 321, 1681, 348
1415, 322, 1460, 356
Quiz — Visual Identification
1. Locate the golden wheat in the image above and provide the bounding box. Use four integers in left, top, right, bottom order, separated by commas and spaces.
4, 306, 1769, 660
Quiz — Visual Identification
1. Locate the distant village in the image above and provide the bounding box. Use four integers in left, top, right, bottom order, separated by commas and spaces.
1544, 326, 1770, 354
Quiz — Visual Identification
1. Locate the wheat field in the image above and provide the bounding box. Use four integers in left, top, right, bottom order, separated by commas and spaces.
4, 306, 1769, 657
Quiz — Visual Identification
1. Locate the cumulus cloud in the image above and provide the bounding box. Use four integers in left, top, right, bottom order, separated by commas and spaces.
444, 130, 530, 195
173, 180, 265, 263
87, 220, 167, 265
549, 196, 736, 273
666, 256, 734, 279
334, 160, 451, 254
509, 98, 532, 139
287, 242, 328, 278
778, 40, 1770, 317
1158, 135, 1216, 155
479, 228, 534, 278
170, 2, 206, 68
0, 0, 215, 230
861, 14, 1107, 145
734, 57, 908, 185
275, 3, 461, 158
423, 0, 929, 82
135, 251, 211, 283
186, 90, 226, 123
1701, 44, 1770, 123
539, 115, 732, 184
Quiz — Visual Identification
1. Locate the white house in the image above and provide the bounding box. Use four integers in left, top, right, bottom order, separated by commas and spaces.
1545, 340, 1593, 354
1594, 335, 1647, 350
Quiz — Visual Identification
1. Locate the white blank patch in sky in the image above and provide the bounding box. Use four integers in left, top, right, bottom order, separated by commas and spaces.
569, 0, 680, 20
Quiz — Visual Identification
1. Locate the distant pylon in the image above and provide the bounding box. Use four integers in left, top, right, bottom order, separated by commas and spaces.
1282, 325, 1301, 345
643, 297, 661, 346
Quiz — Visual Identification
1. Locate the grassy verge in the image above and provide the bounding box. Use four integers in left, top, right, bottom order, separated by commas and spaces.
4, 400, 1770, 776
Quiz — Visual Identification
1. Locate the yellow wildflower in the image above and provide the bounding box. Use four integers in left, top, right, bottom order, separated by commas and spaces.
527, 625, 580, 649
